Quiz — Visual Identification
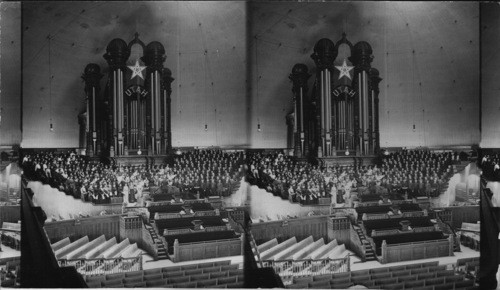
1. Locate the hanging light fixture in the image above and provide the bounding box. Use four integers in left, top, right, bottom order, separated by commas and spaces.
255, 38, 262, 133
203, 49, 209, 134
48, 34, 54, 132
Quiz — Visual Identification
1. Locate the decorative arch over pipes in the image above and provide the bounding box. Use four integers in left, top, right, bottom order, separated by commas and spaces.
82, 33, 174, 157
289, 33, 382, 158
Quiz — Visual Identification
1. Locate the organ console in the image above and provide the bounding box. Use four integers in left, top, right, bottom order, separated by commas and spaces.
290, 33, 382, 158
82, 33, 174, 157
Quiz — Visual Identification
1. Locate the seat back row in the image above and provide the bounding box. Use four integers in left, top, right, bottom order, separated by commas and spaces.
85, 265, 241, 282
85, 268, 244, 288
288, 275, 473, 289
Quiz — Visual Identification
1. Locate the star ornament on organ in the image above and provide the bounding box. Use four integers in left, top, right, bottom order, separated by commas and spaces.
128, 59, 147, 80
335, 59, 354, 80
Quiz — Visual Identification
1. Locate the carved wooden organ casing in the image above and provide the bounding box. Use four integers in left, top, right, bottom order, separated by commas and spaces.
82, 34, 174, 157
290, 34, 382, 158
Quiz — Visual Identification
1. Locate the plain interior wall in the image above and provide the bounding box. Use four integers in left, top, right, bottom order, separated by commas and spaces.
0, 2, 22, 146
480, 3, 500, 148
249, 2, 479, 148
21, 1, 248, 148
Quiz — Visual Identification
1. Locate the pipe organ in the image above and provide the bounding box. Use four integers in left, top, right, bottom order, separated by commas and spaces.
290, 34, 382, 158
82, 64, 103, 156
82, 34, 174, 157
289, 64, 311, 158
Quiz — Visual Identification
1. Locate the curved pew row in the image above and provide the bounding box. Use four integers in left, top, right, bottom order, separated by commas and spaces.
83, 260, 244, 288
286, 260, 478, 289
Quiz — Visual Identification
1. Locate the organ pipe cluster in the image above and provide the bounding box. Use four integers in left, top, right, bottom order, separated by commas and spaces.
289, 34, 382, 158
82, 34, 174, 157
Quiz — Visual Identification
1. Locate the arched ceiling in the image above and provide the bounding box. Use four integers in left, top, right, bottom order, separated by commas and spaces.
21, 1, 248, 148
250, 2, 479, 148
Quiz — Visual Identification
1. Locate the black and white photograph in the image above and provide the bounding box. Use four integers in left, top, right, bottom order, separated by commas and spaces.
246, 1, 480, 289
0, 0, 491, 289
2, 1, 247, 288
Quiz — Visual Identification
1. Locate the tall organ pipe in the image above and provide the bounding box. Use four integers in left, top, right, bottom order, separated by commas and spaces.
156, 71, 160, 154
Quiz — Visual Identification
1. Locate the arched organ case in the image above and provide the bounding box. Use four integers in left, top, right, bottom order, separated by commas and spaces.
82, 34, 174, 157
289, 34, 382, 158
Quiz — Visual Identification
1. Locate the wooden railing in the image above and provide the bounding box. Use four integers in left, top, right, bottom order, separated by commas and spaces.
362, 210, 426, 221
363, 213, 389, 220
159, 235, 169, 255
402, 210, 425, 217
141, 223, 158, 260
155, 213, 182, 219
349, 224, 367, 261
391, 199, 414, 205
146, 199, 208, 207
436, 216, 461, 252
381, 236, 452, 264
163, 228, 191, 236
153, 210, 218, 220
318, 197, 330, 205
356, 201, 381, 207
413, 226, 437, 233
371, 229, 399, 237
195, 210, 218, 217
371, 226, 437, 237
58, 255, 143, 276
170, 236, 243, 262
261, 255, 350, 285
163, 225, 229, 236
248, 231, 264, 268
205, 225, 229, 232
